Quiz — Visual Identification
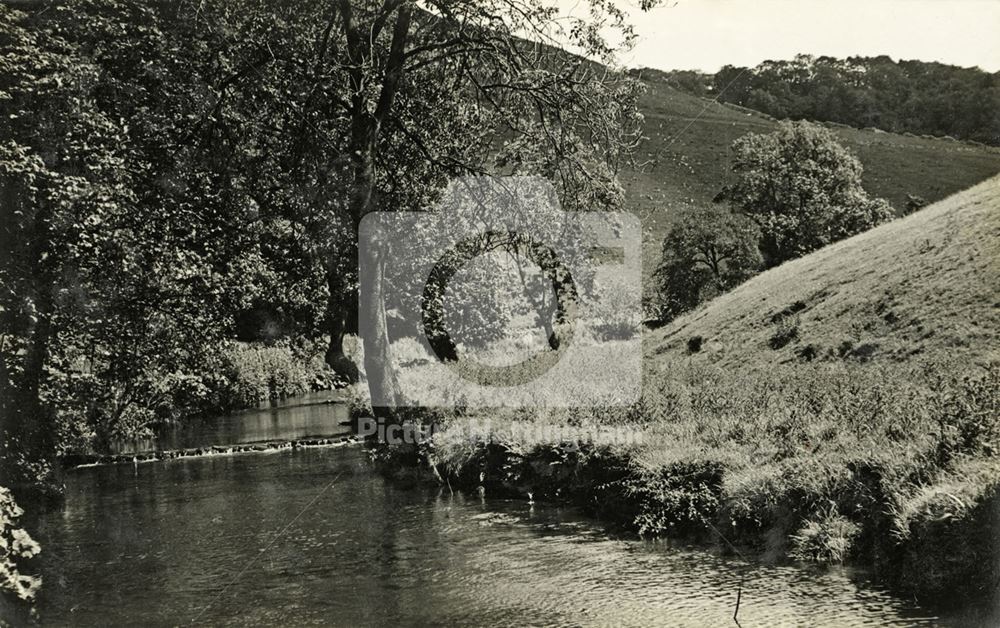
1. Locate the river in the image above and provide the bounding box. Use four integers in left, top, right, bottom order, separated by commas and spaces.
30, 397, 958, 627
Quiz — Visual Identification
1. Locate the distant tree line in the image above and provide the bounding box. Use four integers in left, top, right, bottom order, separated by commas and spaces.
642, 55, 1000, 146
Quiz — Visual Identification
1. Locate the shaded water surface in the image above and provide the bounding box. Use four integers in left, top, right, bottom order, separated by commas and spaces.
32, 444, 961, 627
111, 391, 350, 454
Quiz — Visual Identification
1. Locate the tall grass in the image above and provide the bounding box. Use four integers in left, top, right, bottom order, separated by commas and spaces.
375, 356, 999, 606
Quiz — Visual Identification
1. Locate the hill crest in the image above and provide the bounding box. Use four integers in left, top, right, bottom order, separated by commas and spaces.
646, 173, 1000, 370
626, 79, 1000, 284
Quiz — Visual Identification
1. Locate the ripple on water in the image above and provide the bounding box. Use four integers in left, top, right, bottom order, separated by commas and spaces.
32, 446, 956, 627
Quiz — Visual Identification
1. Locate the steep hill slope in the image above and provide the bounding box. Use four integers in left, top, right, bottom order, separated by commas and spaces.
646, 174, 1000, 369
626, 78, 1000, 283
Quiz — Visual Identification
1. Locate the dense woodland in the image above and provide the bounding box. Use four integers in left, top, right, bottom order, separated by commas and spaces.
644, 55, 1000, 146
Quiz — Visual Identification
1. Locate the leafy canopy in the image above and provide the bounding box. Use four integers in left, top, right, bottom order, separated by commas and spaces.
721, 121, 892, 267
654, 206, 761, 320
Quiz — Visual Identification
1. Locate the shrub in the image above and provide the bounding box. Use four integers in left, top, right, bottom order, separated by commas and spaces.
769, 317, 799, 349
630, 460, 725, 537
790, 506, 860, 563
687, 336, 704, 353
770, 300, 807, 323
796, 344, 819, 361
220, 341, 335, 407
1, 486, 41, 605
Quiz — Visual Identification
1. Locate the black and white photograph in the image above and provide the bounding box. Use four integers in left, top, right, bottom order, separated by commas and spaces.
1, 0, 998, 625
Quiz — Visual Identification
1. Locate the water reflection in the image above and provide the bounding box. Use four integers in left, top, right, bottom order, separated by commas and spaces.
111, 391, 350, 454
33, 446, 962, 627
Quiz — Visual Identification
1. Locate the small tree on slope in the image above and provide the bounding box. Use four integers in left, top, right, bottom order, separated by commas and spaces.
720, 121, 892, 267
655, 206, 762, 321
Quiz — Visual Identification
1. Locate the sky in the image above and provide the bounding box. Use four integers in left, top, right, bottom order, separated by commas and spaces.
588, 0, 1000, 73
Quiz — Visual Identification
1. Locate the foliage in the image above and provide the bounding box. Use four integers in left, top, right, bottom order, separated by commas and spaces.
768, 316, 800, 350
654, 205, 762, 319
931, 368, 1000, 468
221, 341, 337, 407
0, 0, 342, 467
721, 121, 893, 267
1, 486, 41, 605
587, 282, 641, 341
789, 506, 860, 563
629, 460, 724, 537
692, 55, 1000, 146
1, 2, 134, 476
396, 359, 999, 608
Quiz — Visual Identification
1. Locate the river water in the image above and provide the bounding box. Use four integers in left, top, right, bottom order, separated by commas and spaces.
30, 400, 962, 627
110, 391, 351, 454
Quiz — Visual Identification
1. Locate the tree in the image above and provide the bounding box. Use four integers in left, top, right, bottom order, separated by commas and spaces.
0, 0, 295, 471
654, 206, 761, 320
0, 3, 131, 488
0, 0, 652, 467
241, 0, 652, 412
720, 121, 892, 267
695, 56, 1000, 146
713, 64, 752, 104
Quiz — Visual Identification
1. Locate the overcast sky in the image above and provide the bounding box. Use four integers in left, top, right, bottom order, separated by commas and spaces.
598, 0, 1000, 72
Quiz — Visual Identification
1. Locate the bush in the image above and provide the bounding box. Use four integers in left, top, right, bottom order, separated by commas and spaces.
790, 506, 860, 563
1, 486, 41, 606
768, 317, 799, 349
796, 344, 819, 361
587, 283, 641, 341
221, 341, 334, 407
630, 460, 725, 537
687, 336, 704, 353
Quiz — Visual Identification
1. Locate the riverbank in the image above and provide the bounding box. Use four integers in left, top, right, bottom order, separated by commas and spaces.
32, 443, 952, 627
371, 359, 1000, 616
378, 438, 999, 616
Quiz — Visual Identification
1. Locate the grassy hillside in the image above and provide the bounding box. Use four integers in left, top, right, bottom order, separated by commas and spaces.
381, 73, 1000, 614
382, 120, 1000, 611
647, 173, 1000, 370
625, 77, 1000, 283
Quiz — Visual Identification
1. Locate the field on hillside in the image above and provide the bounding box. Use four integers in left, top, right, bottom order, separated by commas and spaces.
625, 77, 1000, 285
648, 173, 1000, 371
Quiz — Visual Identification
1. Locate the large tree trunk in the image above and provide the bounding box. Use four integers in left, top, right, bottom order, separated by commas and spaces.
358, 243, 402, 411
347, 131, 403, 416
324, 258, 360, 384
337, 0, 412, 421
